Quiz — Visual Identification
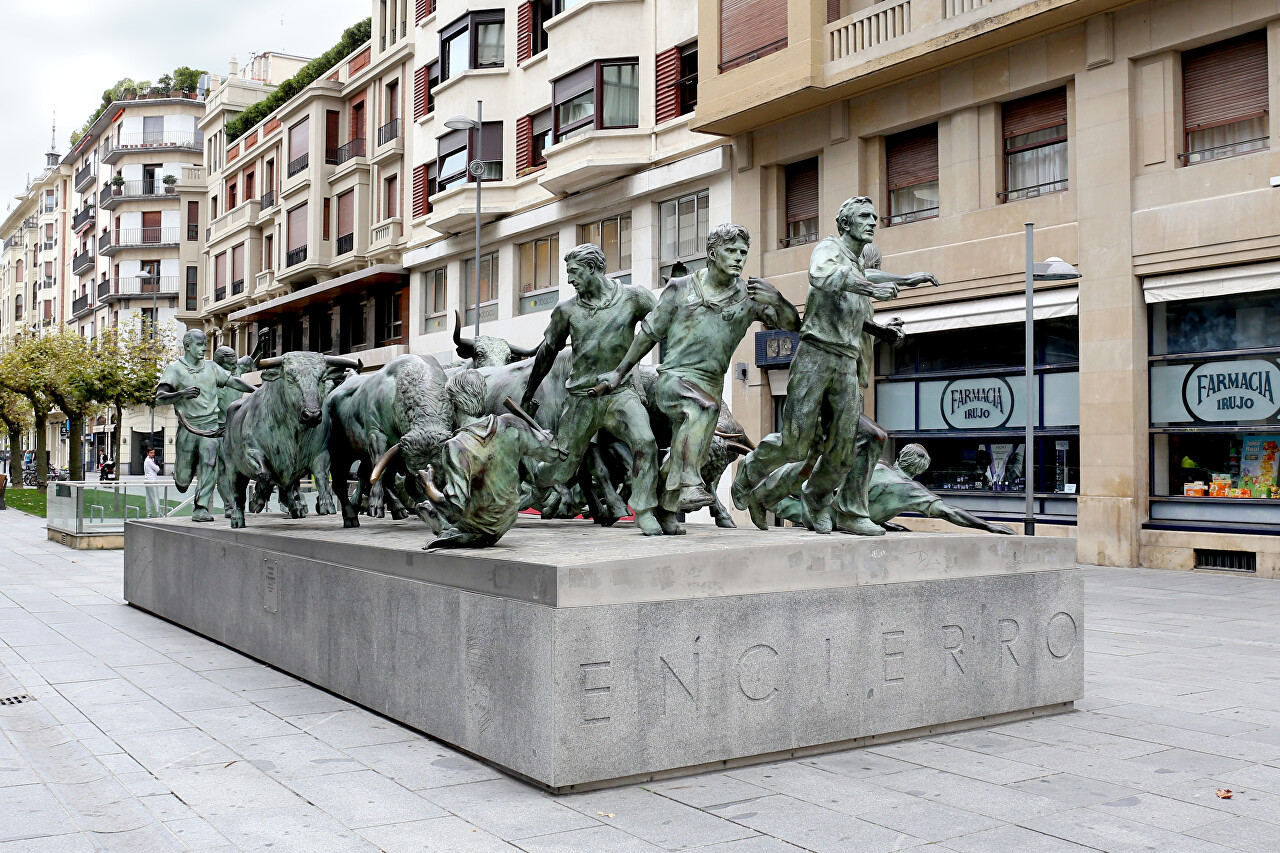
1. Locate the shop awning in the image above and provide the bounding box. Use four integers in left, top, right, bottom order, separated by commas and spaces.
1143, 261, 1280, 304
877, 286, 1079, 336
228, 264, 407, 323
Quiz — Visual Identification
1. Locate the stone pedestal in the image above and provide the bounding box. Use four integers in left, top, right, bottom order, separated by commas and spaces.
124, 517, 1082, 792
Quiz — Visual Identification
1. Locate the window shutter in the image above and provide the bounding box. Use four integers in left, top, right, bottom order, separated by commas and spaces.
412, 165, 428, 218
416, 0, 430, 24
554, 64, 597, 104
1183, 31, 1269, 132
414, 65, 429, 121
517, 2, 533, 64
517, 114, 533, 174
478, 121, 503, 164
720, 0, 787, 71
827, 0, 841, 23
287, 204, 308, 251
1002, 88, 1067, 138
784, 159, 819, 224
656, 47, 682, 125
886, 124, 938, 190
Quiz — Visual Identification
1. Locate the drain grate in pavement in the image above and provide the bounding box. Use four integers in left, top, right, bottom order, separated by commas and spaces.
0, 695, 34, 706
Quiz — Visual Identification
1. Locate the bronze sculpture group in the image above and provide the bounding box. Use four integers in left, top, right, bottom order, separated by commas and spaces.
155, 197, 1014, 547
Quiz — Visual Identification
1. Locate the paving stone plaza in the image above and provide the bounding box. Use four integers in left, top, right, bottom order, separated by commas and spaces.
2, 509, 1279, 852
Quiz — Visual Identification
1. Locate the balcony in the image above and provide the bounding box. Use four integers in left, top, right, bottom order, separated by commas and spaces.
208, 200, 262, 244
102, 130, 203, 164
97, 279, 111, 299
101, 179, 178, 210
336, 232, 354, 255
231, 278, 245, 296
74, 163, 96, 192
286, 246, 308, 267
71, 293, 91, 317
330, 138, 367, 168
372, 120, 403, 164
538, 128, 651, 195
71, 249, 95, 276
101, 276, 180, 302
426, 182, 520, 234
287, 153, 309, 178
100, 227, 180, 256
2, 235, 23, 252
215, 286, 227, 302
260, 189, 277, 210
369, 219, 402, 254
39, 277, 56, 290
72, 206, 96, 234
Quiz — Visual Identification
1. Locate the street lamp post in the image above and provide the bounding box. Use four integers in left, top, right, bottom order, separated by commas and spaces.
444, 102, 485, 336
1023, 222, 1081, 536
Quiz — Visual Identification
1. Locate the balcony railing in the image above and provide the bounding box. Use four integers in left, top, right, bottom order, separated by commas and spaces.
42, 241, 56, 251
71, 249, 95, 276
286, 246, 308, 267
231, 278, 245, 295
215, 286, 227, 302
71, 207, 96, 233
39, 277, 56, 290
260, 189, 276, 209
332, 138, 366, 165
103, 227, 180, 252
99, 229, 112, 252
828, 0, 912, 61
336, 233, 354, 255
287, 154, 309, 177
102, 179, 177, 207
72, 293, 90, 315
2, 235, 23, 251
74, 163, 96, 192
102, 276, 180, 298
97, 279, 111, 299
377, 118, 401, 146
187, 222, 199, 241
103, 131, 203, 162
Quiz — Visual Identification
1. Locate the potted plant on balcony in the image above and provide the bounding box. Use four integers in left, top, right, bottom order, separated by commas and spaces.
163, 174, 177, 194
110, 174, 125, 196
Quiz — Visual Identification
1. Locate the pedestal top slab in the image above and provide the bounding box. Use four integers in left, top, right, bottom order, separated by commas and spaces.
131, 515, 1075, 608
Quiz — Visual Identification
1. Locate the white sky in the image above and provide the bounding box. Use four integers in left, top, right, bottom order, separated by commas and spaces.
0, 0, 367, 213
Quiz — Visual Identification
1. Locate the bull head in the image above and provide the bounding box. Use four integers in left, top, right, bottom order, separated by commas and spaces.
453, 310, 538, 366
255, 353, 362, 426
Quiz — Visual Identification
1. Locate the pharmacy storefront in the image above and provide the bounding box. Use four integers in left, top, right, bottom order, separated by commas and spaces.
1146, 263, 1280, 542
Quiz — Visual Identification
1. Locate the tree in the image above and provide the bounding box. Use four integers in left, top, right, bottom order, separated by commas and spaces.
87, 318, 178, 476
0, 334, 56, 488
0, 389, 31, 478
173, 66, 205, 95
36, 330, 100, 481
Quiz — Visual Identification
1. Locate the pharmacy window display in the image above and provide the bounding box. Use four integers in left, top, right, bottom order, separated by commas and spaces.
871, 319, 1080, 524
1149, 291, 1280, 528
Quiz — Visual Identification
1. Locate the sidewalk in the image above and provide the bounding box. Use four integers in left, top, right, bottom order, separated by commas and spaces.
2, 508, 1279, 852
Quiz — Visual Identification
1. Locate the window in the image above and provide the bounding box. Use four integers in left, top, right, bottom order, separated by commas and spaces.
678, 42, 698, 116
440, 11, 505, 81
287, 203, 308, 266
185, 266, 197, 311
244, 171, 255, 201
337, 191, 355, 252
427, 62, 439, 114
322, 197, 331, 241
720, 0, 787, 71
531, 109, 552, 167
436, 122, 503, 191
186, 201, 199, 241
783, 158, 819, 247
386, 80, 399, 123
659, 189, 709, 279
375, 289, 404, 345
518, 234, 559, 314
886, 124, 939, 225
263, 234, 274, 271
231, 244, 245, 293
309, 307, 333, 353
553, 60, 640, 142
215, 252, 227, 298
424, 267, 448, 332
143, 116, 163, 144
384, 173, 398, 219
530, 0, 553, 58
1001, 88, 1067, 201
579, 213, 631, 280
463, 251, 499, 325
228, 181, 237, 210
288, 118, 310, 175
1182, 31, 1269, 164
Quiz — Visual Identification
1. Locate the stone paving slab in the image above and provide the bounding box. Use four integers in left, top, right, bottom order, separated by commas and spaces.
2, 508, 1280, 851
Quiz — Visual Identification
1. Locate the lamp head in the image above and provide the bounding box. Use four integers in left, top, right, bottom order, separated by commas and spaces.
444, 115, 478, 131
1033, 257, 1081, 281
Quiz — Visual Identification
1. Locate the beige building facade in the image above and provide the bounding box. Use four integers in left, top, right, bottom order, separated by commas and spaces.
693, 0, 1280, 573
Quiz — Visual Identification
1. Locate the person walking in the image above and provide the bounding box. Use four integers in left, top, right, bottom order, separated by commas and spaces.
144, 448, 162, 518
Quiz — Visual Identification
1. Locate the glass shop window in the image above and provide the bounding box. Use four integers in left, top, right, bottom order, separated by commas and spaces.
895, 436, 1080, 496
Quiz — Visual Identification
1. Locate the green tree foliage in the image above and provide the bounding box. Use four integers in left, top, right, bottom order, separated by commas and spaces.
224, 18, 372, 142
86, 319, 178, 474
0, 334, 57, 487
0, 388, 32, 475
70, 66, 208, 145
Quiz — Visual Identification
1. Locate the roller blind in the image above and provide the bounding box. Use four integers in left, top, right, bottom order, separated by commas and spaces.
1002, 88, 1067, 138
288, 118, 309, 159
720, 0, 787, 71
231, 244, 244, 282
784, 158, 819, 225
886, 124, 939, 190
1183, 31, 1268, 132
554, 63, 596, 103
337, 191, 354, 234
287, 203, 307, 251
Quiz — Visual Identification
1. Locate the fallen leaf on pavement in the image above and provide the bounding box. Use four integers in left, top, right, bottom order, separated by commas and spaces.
1216, 789, 1233, 799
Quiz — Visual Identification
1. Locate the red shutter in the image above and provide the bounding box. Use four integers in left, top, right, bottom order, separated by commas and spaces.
827, 0, 841, 23
412, 164, 428, 218
1002, 88, 1067, 139
516, 114, 533, 175
414, 65, 429, 121
886, 124, 938, 190
517, 1, 534, 65
656, 47, 682, 125
415, 0, 429, 24
784, 158, 819, 224
720, 0, 787, 71
1183, 31, 1269, 132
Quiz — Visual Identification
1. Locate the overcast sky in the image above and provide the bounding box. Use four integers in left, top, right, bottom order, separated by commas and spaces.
0, 0, 366, 214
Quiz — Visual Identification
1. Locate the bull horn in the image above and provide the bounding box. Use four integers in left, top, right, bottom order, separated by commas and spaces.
721, 440, 753, 456
257, 356, 284, 369
417, 467, 446, 504
452, 311, 475, 360
715, 429, 757, 452
507, 342, 539, 360
370, 443, 401, 483
324, 355, 362, 371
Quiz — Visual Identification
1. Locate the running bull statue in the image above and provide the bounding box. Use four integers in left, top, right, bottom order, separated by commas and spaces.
451, 311, 539, 368
218, 351, 359, 529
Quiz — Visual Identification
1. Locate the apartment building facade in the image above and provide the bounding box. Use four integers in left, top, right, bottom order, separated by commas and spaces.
691, 0, 1280, 573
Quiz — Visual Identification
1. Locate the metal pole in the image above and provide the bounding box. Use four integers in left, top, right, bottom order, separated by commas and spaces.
1024, 222, 1036, 536
148, 285, 157, 479
473, 101, 483, 337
